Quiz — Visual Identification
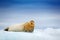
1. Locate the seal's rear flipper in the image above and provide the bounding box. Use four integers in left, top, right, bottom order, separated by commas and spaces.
4, 27, 9, 31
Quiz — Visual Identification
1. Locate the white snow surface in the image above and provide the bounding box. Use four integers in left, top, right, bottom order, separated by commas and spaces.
0, 28, 60, 40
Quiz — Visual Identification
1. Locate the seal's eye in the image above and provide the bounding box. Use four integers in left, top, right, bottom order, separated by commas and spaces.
31, 23, 33, 25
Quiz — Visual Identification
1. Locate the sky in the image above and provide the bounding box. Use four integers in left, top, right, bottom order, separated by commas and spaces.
0, 0, 60, 29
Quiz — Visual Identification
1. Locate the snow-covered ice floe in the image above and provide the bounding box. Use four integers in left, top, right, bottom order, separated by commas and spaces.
0, 28, 60, 40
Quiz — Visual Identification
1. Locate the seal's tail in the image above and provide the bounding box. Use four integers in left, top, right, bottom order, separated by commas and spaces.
4, 27, 9, 31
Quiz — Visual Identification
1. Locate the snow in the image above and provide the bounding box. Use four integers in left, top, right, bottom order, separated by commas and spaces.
0, 28, 60, 40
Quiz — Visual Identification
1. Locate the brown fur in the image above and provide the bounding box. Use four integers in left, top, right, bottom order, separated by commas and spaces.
24, 20, 35, 32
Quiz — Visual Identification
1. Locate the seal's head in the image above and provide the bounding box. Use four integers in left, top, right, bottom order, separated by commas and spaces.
24, 20, 35, 32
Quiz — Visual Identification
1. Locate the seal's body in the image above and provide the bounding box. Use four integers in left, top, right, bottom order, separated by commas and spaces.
4, 20, 35, 32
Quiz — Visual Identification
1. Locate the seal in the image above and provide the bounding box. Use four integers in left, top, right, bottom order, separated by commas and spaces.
4, 20, 35, 32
